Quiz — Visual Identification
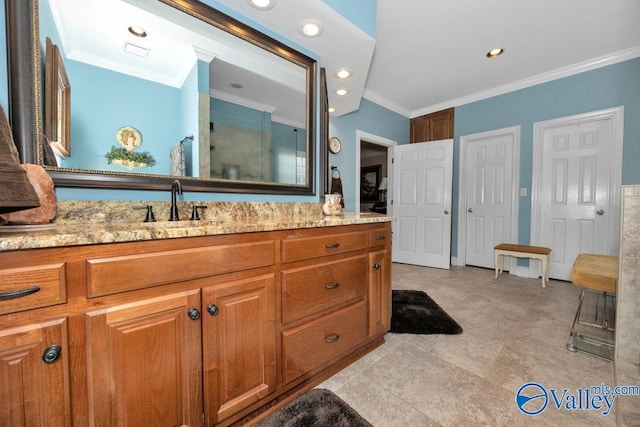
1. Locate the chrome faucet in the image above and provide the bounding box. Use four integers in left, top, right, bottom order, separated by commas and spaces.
169, 179, 182, 221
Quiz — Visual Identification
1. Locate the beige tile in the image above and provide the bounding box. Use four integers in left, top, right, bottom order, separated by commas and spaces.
321, 264, 620, 427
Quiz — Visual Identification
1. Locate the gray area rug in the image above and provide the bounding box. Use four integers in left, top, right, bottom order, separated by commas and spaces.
256, 388, 372, 427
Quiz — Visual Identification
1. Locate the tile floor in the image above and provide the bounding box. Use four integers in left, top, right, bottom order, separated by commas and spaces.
320, 263, 623, 426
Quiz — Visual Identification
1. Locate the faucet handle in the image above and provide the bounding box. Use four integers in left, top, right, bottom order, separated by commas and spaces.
190, 205, 207, 221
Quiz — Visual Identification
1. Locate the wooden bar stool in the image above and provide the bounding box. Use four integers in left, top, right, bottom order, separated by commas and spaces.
494, 244, 551, 288
566, 253, 618, 360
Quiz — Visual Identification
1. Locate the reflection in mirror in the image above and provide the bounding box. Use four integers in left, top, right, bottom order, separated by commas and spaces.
9, 0, 316, 194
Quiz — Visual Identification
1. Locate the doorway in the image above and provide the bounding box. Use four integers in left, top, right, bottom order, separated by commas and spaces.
355, 130, 396, 213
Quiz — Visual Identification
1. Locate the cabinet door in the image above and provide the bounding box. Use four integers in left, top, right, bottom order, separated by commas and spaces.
368, 249, 391, 336
428, 108, 454, 141
0, 318, 70, 426
85, 290, 202, 427
202, 274, 276, 425
410, 117, 430, 143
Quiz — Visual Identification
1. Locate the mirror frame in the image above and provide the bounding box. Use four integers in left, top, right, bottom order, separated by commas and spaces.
6, 0, 317, 195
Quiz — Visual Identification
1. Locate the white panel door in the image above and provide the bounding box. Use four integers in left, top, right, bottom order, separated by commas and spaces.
463, 130, 518, 269
392, 139, 453, 269
532, 108, 622, 280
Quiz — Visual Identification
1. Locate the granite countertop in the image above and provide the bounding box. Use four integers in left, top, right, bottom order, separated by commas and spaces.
0, 201, 393, 251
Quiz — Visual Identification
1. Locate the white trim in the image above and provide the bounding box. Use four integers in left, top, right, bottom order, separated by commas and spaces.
355, 130, 397, 212
362, 89, 412, 118
407, 47, 640, 118
457, 126, 521, 268
531, 106, 624, 258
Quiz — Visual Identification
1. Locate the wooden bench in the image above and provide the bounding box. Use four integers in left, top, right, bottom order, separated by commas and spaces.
494, 243, 552, 288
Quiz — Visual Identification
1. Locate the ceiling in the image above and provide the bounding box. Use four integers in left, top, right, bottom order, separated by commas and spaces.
48, 0, 640, 120
217, 0, 640, 118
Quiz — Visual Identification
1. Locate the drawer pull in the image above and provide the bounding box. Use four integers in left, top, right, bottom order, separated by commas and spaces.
375, 235, 386, 241
325, 243, 340, 249
0, 286, 41, 301
42, 344, 61, 364
324, 334, 340, 343
325, 282, 340, 290
372, 263, 381, 269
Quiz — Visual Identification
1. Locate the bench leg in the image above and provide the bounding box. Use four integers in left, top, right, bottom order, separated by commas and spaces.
494, 252, 501, 279
541, 255, 548, 288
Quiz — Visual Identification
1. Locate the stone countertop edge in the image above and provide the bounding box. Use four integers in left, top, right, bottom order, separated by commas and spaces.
0, 211, 394, 252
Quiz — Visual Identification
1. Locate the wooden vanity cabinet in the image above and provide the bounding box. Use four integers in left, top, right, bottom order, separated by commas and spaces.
84, 289, 203, 426
0, 222, 391, 426
202, 273, 276, 426
279, 224, 391, 387
0, 249, 72, 426
0, 317, 71, 426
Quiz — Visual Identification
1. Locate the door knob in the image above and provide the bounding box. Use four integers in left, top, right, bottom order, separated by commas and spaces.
444, 210, 449, 215
467, 208, 473, 213
596, 209, 605, 215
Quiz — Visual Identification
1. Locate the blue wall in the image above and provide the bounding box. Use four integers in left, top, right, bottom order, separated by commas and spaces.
452, 57, 640, 257
329, 98, 409, 211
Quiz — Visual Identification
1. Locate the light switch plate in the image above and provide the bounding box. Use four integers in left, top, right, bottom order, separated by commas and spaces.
520, 188, 527, 197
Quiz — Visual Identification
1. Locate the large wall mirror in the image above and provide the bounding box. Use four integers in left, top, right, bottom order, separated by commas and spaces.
7, 0, 317, 195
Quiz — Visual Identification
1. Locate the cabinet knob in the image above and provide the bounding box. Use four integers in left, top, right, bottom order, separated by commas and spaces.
42, 344, 61, 364
325, 242, 340, 249
187, 308, 201, 320
207, 304, 219, 316
372, 263, 381, 269
325, 282, 340, 290
324, 334, 340, 343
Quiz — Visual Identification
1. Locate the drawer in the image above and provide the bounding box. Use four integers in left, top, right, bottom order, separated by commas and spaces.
282, 301, 367, 385
0, 263, 66, 315
281, 256, 366, 325
281, 231, 368, 263
368, 229, 390, 247
86, 240, 275, 297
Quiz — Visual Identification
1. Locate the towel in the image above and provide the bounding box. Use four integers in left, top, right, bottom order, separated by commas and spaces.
330, 176, 345, 208
0, 105, 40, 214
169, 142, 185, 176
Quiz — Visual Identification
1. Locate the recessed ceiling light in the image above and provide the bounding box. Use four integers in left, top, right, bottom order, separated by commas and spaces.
248, 0, 276, 10
328, 107, 336, 113
230, 83, 244, 89
128, 26, 147, 38
486, 47, 505, 58
299, 19, 323, 37
335, 68, 352, 79
335, 89, 349, 96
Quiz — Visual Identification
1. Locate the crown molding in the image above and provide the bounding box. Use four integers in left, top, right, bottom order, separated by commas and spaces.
409, 46, 640, 118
